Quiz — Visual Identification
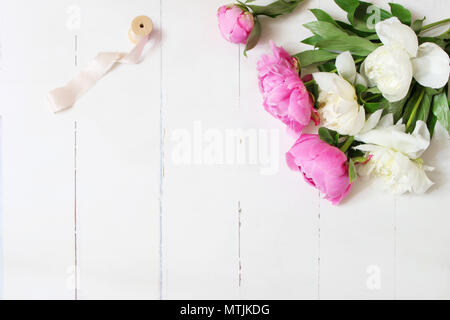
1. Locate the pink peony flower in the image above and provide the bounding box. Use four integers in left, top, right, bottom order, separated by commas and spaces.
286, 134, 352, 205
257, 42, 317, 135
217, 5, 254, 44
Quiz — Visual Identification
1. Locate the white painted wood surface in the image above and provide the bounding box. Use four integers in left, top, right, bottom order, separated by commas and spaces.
0, 0, 449, 299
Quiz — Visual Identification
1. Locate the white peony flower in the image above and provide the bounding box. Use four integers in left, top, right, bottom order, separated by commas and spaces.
313, 72, 365, 135
355, 144, 434, 194
363, 45, 413, 102
354, 114, 433, 194
361, 17, 450, 102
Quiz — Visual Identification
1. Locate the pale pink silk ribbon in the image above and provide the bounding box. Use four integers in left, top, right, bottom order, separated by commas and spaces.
48, 34, 150, 113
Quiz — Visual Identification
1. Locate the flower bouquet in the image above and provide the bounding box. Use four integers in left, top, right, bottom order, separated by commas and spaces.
255, 0, 449, 204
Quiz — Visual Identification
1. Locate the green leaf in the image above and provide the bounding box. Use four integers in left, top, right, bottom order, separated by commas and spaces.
292, 49, 339, 67
363, 99, 389, 113
315, 36, 380, 56
403, 85, 423, 128
309, 8, 340, 27
437, 28, 450, 40
305, 80, 319, 108
303, 21, 348, 39
432, 92, 450, 133
348, 141, 365, 158
427, 112, 438, 138
318, 127, 339, 147
334, 0, 359, 14
365, 33, 380, 40
357, 85, 390, 113
404, 86, 430, 133
425, 87, 444, 96
244, 16, 261, 56
389, 3, 411, 26
301, 35, 323, 46
386, 94, 409, 123
336, 20, 372, 37
348, 159, 357, 183
317, 61, 337, 72
416, 91, 432, 124
419, 36, 448, 49
411, 17, 426, 34
362, 96, 388, 113
350, 1, 392, 33
248, 0, 305, 18
355, 83, 367, 95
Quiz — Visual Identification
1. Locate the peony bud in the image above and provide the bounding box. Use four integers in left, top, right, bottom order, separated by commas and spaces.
217, 5, 254, 44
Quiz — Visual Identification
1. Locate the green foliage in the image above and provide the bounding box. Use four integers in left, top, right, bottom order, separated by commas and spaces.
303, 21, 348, 39
356, 85, 389, 113
389, 3, 412, 26
315, 36, 379, 56
432, 92, 450, 133
349, 1, 392, 33
247, 0, 305, 18
411, 17, 426, 33
309, 8, 340, 26
334, 1, 392, 33
292, 50, 339, 68
318, 127, 339, 147
301, 20, 380, 56
244, 16, 261, 56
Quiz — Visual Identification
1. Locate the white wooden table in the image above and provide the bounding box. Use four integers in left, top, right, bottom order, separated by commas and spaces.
0, 0, 449, 300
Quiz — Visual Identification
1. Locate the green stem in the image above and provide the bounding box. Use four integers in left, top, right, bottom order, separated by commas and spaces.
421, 18, 450, 32
406, 88, 425, 131
340, 136, 355, 153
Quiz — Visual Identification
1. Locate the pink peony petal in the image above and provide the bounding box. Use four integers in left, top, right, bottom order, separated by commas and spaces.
286, 134, 352, 205
217, 5, 253, 44
257, 42, 316, 134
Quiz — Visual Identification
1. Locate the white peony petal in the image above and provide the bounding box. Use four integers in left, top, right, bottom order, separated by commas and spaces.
328, 103, 366, 135
412, 120, 431, 149
336, 51, 356, 84
355, 73, 368, 87
312, 72, 339, 94
313, 72, 364, 135
375, 17, 418, 57
355, 119, 430, 159
354, 143, 377, 153
312, 72, 356, 100
359, 109, 383, 134
359, 60, 376, 87
352, 105, 367, 135
364, 45, 413, 102
412, 42, 450, 89
378, 113, 394, 127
